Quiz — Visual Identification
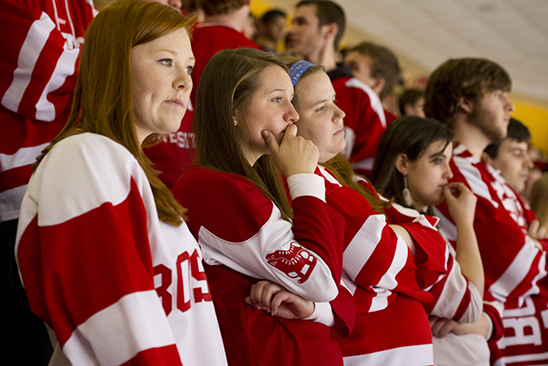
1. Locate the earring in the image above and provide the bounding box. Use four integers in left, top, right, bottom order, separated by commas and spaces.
402, 175, 412, 207
234, 120, 237, 126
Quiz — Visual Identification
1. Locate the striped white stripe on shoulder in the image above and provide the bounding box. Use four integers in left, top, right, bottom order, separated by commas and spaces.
0, 143, 50, 173
452, 154, 499, 209
343, 214, 387, 281
344, 77, 387, 128
30, 134, 147, 226
61, 290, 176, 365
370, 233, 409, 312
343, 344, 433, 366
2, 12, 55, 117
36, 45, 80, 121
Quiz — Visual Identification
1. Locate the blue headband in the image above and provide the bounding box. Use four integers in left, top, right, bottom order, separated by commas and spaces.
289, 60, 316, 86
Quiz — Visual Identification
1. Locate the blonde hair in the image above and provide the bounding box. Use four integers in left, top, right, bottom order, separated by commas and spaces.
35, 0, 195, 226
531, 172, 548, 227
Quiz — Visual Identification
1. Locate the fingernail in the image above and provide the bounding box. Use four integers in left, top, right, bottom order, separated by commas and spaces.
261, 130, 268, 138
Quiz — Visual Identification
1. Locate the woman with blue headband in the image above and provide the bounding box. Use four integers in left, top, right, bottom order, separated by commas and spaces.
249, 56, 484, 366
171, 48, 355, 366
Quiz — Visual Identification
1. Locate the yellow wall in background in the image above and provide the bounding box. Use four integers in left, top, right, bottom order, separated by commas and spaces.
250, 0, 272, 17
511, 100, 548, 154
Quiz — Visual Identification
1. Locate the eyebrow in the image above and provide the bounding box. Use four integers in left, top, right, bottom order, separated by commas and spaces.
430, 151, 446, 159
270, 88, 289, 93
157, 49, 195, 60
158, 49, 178, 55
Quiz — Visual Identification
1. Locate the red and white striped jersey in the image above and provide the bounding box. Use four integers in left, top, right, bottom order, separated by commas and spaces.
0, 0, 95, 223
330, 74, 387, 178
173, 166, 352, 366
315, 167, 434, 365
16, 133, 227, 365
383, 202, 482, 324
435, 142, 548, 366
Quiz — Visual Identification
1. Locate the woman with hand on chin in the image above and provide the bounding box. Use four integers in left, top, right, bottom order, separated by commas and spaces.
15, 2, 227, 365
373, 117, 490, 366
172, 48, 355, 366
250, 57, 485, 366
260, 57, 435, 366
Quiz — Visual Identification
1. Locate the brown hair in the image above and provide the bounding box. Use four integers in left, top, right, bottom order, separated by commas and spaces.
349, 42, 401, 100
197, 0, 247, 16
281, 55, 389, 213
34, 0, 195, 226
372, 116, 453, 209
323, 154, 390, 213
531, 172, 548, 227
194, 48, 293, 221
296, 0, 346, 51
424, 58, 511, 128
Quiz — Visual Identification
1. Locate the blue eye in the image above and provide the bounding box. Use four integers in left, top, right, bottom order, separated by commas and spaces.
273, 97, 281, 103
159, 59, 173, 67
186, 65, 194, 75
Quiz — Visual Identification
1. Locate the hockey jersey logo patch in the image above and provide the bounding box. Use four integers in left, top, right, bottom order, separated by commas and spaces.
266, 242, 316, 283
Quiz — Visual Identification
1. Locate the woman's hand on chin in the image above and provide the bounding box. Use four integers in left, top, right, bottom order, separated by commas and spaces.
262, 124, 319, 177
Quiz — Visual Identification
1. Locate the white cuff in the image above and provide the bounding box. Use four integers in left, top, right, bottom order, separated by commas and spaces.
303, 302, 335, 327
286, 173, 325, 202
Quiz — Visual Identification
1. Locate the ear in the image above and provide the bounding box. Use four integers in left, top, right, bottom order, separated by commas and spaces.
372, 77, 385, 96
322, 22, 338, 43
458, 96, 474, 114
395, 153, 409, 176
482, 151, 493, 165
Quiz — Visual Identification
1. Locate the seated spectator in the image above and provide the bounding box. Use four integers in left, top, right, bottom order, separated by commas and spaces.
483, 118, 534, 195
373, 116, 488, 366
426, 57, 548, 366
15, 2, 227, 365
254, 9, 287, 55
283, 55, 484, 365
172, 48, 355, 366
345, 41, 402, 124
399, 88, 426, 117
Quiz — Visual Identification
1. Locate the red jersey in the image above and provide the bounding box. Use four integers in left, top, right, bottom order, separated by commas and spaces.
328, 68, 387, 178
0, 0, 95, 223
16, 133, 228, 365
435, 143, 548, 366
173, 167, 353, 366
190, 22, 260, 106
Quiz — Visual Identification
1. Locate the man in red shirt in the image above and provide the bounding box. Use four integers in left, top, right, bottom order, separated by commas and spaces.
427, 58, 548, 366
287, 0, 387, 177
